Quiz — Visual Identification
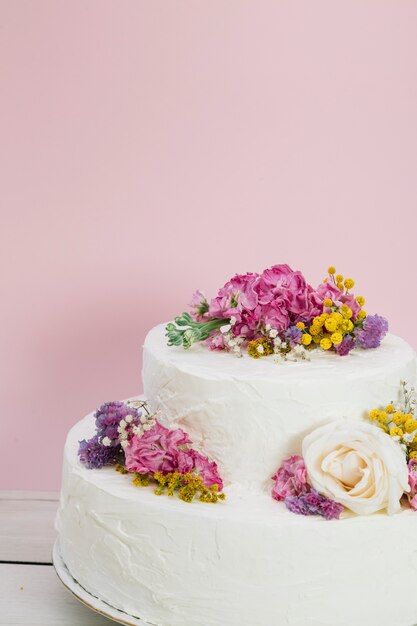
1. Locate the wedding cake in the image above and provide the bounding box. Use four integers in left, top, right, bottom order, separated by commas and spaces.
56, 265, 417, 626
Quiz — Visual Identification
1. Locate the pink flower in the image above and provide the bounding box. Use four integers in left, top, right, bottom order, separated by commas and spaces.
271, 455, 309, 501
409, 460, 417, 511
189, 290, 208, 321
310, 282, 361, 319
339, 293, 361, 318
124, 422, 192, 475
177, 449, 195, 474
257, 265, 313, 317
191, 450, 223, 490
206, 333, 226, 350
209, 272, 259, 320
261, 297, 290, 331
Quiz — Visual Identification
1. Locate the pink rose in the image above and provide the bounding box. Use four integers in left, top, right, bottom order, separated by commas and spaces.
272, 455, 309, 501
191, 450, 223, 490
124, 422, 192, 475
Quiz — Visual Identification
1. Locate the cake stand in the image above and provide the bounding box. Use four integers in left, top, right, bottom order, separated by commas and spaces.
52, 540, 151, 626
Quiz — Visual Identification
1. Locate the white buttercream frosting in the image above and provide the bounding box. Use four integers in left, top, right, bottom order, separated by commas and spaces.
56, 328, 417, 626
57, 412, 417, 626
143, 325, 416, 490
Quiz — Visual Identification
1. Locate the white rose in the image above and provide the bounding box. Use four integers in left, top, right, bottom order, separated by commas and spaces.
302, 420, 409, 515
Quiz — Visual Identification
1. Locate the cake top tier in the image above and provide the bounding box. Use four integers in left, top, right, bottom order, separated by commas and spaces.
166, 264, 388, 360
147, 324, 414, 383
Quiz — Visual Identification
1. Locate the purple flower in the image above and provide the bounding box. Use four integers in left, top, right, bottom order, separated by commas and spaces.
285, 325, 302, 347
285, 490, 343, 520
272, 455, 308, 501
124, 421, 192, 475
95, 401, 140, 447
408, 459, 417, 511
355, 314, 388, 349
78, 435, 118, 469
335, 335, 355, 356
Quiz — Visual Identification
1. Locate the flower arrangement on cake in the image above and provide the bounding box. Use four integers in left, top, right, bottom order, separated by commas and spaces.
272, 382, 417, 519
78, 400, 225, 503
166, 264, 388, 360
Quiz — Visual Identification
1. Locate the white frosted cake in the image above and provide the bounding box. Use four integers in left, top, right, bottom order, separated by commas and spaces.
56, 265, 417, 626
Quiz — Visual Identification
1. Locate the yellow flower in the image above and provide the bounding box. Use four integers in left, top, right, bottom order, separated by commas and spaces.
385, 404, 395, 414
410, 450, 417, 460
336, 274, 343, 283
345, 320, 354, 332
328, 266, 336, 275
344, 278, 355, 290
324, 318, 338, 332
356, 296, 365, 306
341, 304, 353, 319
378, 423, 388, 433
309, 324, 321, 336
331, 332, 343, 345
247, 337, 273, 359
392, 412, 406, 426
404, 418, 417, 433
313, 335, 322, 344
296, 321, 305, 330
323, 298, 333, 307
320, 337, 332, 350
389, 426, 404, 438
336, 282, 344, 290
301, 333, 312, 346
357, 310, 367, 320
369, 409, 380, 421
377, 411, 388, 424
331, 311, 343, 322
313, 316, 324, 328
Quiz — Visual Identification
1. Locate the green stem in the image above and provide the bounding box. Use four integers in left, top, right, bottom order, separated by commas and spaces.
166, 313, 228, 349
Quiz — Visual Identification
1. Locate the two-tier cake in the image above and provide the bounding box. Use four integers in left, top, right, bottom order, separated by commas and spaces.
56, 265, 417, 626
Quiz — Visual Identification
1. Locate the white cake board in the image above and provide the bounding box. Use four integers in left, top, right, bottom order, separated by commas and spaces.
52, 540, 152, 626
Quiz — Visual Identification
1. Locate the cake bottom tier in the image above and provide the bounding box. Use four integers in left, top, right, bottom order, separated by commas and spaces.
56, 414, 417, 626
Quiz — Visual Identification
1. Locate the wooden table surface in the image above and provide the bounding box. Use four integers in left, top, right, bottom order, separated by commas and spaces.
0, 490, 113, 625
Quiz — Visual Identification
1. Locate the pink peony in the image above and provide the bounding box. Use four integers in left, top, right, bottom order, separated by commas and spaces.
124, 422, 192, 475
271, 455, 309, 501
209, 272, 259, 320
409, 460, 417, 511
191, 450, 223, 490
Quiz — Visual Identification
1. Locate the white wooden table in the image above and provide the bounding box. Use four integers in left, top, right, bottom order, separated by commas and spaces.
0, 490, 112, 625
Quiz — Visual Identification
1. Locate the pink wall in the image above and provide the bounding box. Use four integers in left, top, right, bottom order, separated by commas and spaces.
2, 1, 417, 490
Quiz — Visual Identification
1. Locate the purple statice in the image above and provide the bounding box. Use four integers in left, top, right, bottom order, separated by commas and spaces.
78, 435, 118, 469
285, 490, 343, 520
285, 325, 302, 347
95, 401, 140, 447
335, 335, 356, 356
355, 314, 388, 350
